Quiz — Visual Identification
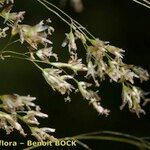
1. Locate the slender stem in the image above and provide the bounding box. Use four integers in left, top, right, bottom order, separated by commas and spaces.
2, 55, 29, 61
0, 36, 12, 52
74, 136, 150, 149
17, 114, 33, 134
32, 61, 43, 71
2, 53, 43, 71
2, 51, 28, 57
73, 130, 146, 144
24, 131, 150, 150
40, 0, 96, 39
105, 52, 113, 61
41, 0, 74, 22
76, 140, 92, 150
36, 0, 95, 40
132, 0, 150, 9
36, 0, 71, 27
2, 51, 80, 85
144, 0, 150, 5
142, 137, 150, 140
7, 39, 20, 46
1, 50, 87, 73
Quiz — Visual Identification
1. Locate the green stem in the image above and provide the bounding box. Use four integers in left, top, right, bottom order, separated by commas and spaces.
2, 53, 43, 71
31, 61, 43, 71
36, 0, 71, 27
76, 140, 92, 150
2, 50, 87, 73
0, 36, 12, 52
24, 131, 150, 150
73, 131, 147, 144
17, 114, 33, 134
2, 51, 80, 86
142, 137, 150, 140
2, 51, 28, 57
74, 135, 150, 149
132, 0, 150, 9
37, 0, 96, 39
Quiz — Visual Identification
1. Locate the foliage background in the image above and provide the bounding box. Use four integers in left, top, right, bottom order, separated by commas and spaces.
0, 0, 150, 149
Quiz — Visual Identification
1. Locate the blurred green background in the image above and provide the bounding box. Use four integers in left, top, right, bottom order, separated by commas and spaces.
0, 0, 150, 149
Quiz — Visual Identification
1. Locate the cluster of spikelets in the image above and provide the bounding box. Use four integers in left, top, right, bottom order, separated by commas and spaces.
0, 0, 150, 140
0, 94, 56, 141
0, 0, 57, 141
